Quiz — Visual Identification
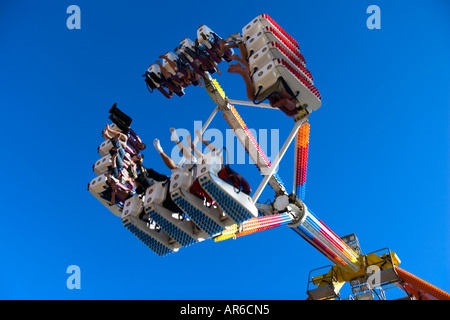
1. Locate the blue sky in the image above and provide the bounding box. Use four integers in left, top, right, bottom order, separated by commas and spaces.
0, 0, 448, 299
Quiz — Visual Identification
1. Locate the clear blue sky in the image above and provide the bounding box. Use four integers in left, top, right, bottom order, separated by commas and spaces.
0, 0, 448, 299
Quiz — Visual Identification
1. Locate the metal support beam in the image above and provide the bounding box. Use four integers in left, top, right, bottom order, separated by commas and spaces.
178, 106, 219, 167
252, 119, 306, 202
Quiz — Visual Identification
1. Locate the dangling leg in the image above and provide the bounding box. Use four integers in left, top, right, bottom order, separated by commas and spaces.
220, 37, 247, 62
226, 41, 250, 68
104, 124, 128, 148
270, 89, 298, 113
170, 128, 197, 164
153, 138, 179, 170
228, 54, 249, 69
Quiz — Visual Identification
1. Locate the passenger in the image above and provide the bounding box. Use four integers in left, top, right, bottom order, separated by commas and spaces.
125, 156, 139, 181
102, 125, 130, 180
219, 33, 249, 68
152, 128, 196, 170
143, 67, 174, 99
130, 154, 183, 214
194, 42, 222, 76
131, 154, 169, 195
154, 60, 185, 97
154, 128, 251, 196
159, 54, 202, 88
103, 124, 128, 149
108, 149, 124, 179
197, 27, 234, 63
153, 130, 214, 205
103, 121, 146, 155
194, 130, 252, 196
102, 171, 133, 206
102, 125, 137, 185
102, 126, 126, 179
175, 39, 221, 77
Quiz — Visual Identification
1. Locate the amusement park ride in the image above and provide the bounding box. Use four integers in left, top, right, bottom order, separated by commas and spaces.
88, 14, 450, 300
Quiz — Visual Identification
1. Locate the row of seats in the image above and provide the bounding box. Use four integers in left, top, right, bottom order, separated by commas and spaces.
241, 14, 322, 114
89, 105, 147, 215
143, 25, 234, 99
